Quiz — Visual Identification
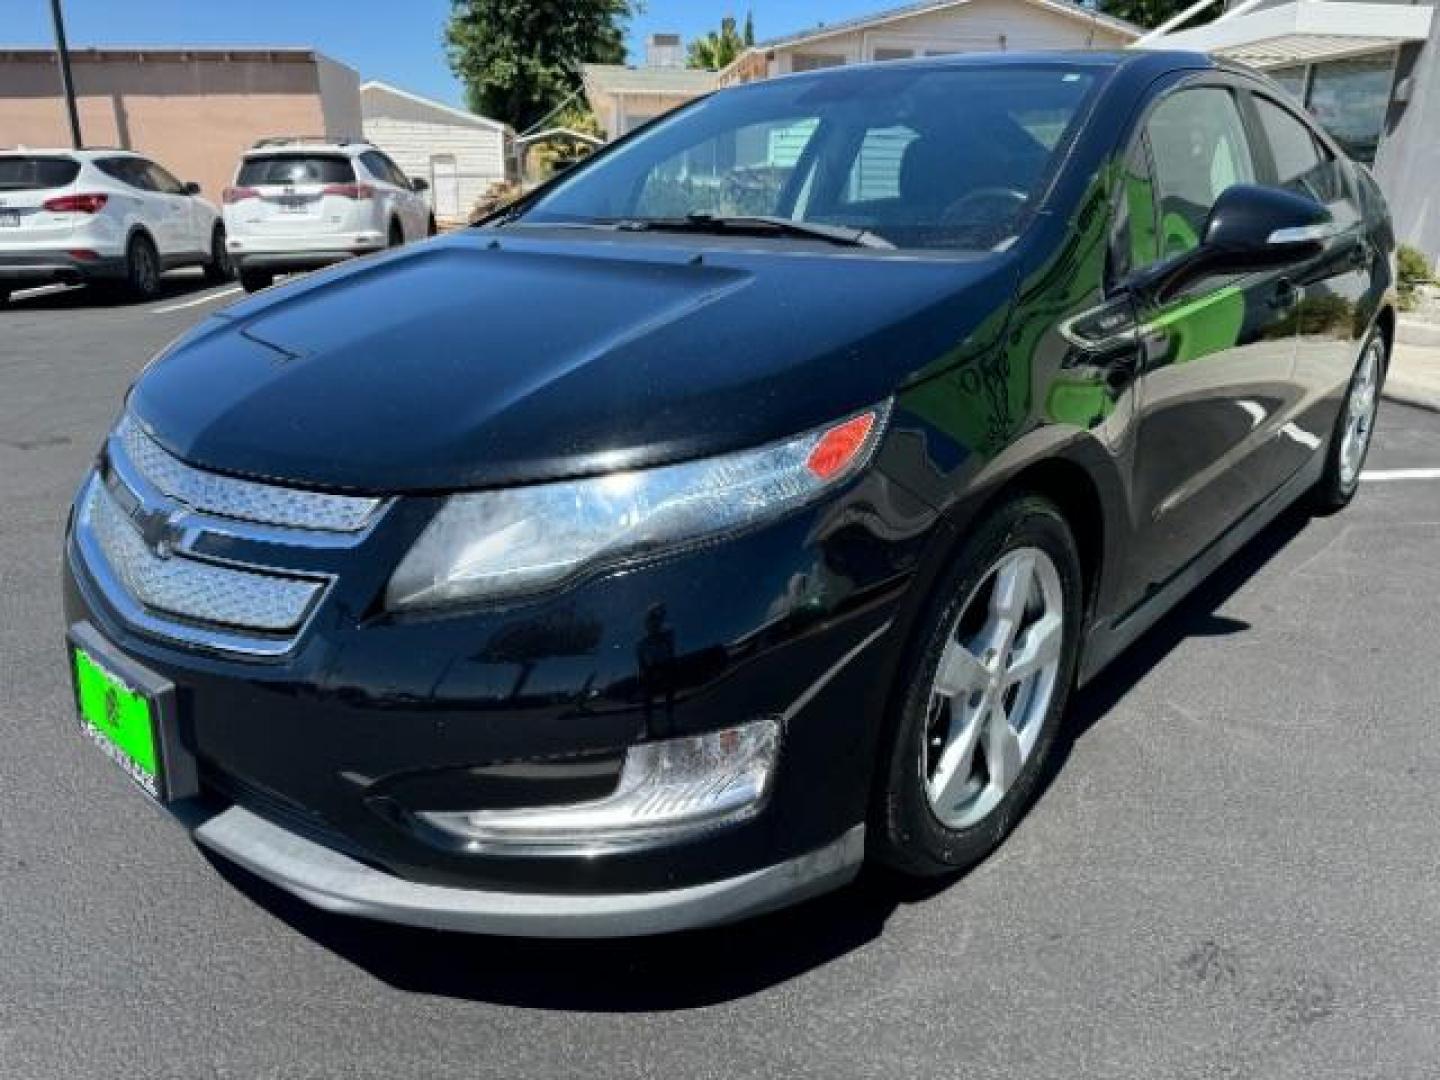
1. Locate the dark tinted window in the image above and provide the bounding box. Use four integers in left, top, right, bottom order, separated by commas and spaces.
1144, 87, 1256, 262
519, 63, 1102, 251
1253, 97, 1347, 207
360, 151, 408, 187
0, 155, 80, 191
237, 155, 356, 186
95, 157, 153, 190
144, 160, 186, 195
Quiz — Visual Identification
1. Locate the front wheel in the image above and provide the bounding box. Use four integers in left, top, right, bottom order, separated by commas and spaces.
1313, 329, 1386, 513
873, 494, 1084, 877
204, 225, 234, 284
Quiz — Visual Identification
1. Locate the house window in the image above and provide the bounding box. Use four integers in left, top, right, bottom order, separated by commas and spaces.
873, 48, 915, 62
791, 53, 846, 72
1307, 53, 1395, 164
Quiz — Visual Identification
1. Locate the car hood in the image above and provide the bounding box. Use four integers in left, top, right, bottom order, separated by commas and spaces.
129, 231, 1017, 493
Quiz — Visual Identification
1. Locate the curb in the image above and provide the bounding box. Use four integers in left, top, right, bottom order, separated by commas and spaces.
1383, 379, 1440, 414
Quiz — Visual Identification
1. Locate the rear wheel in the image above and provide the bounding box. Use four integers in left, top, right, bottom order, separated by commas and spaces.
388, 219, 404, 248
873, 494, 1083, 877
204, 225, 234, 284
0, 288, 10, 307
1313, 328, 1386, 513
427, 214, 439, 238
239, 268, 274, 294
122, 234, 162, 300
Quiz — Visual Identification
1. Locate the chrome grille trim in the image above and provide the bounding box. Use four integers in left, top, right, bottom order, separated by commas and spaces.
114, 415, 381, 533
81, 477, 324, 635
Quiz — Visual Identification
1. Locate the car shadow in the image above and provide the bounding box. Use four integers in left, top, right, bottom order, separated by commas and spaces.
4, 269, 222, 310
203, 502, 1315, 1011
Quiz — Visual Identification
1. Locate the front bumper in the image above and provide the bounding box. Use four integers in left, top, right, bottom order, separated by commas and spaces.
196, 804, 864, 937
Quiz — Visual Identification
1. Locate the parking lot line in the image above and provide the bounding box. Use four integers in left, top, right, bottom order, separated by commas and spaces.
1362, 468, 1440, 482
151, 287, 242, 315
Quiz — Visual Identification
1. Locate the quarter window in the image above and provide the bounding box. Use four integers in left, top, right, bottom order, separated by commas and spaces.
1253, 98, 1347, 208
1143, 87, 1256, 262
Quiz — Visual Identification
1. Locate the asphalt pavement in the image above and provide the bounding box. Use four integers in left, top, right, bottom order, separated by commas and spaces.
4, 274, 1440, 1079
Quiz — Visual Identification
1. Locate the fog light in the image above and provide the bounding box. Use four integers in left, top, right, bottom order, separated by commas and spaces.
417, 718, 780, 856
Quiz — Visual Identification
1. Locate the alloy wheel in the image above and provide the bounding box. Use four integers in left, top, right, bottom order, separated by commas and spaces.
923, 546, 1065, 830
1339, 338, 1382, 487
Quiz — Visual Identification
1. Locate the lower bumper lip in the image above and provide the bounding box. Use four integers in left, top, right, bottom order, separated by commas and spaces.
195, 804, 865, 938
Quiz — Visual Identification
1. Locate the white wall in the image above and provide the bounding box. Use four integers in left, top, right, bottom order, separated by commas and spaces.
362, 116, 509, 220
774, 0, 1133, 72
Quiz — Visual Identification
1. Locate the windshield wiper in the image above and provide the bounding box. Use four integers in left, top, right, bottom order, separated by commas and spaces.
618, 213, 894, 250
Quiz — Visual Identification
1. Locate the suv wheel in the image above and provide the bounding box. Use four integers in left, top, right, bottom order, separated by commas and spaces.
239, 269, 274, 294
427, 215, 438, 238
204, 225, 234, 284
1313, 328, 1386, 513
388, 220, 404, 248
873, 494, 1083, 877
122, 234, 162, 300
0, 287, 10, 307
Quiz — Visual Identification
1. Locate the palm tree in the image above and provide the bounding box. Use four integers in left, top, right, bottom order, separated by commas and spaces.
687, 12, 755, 71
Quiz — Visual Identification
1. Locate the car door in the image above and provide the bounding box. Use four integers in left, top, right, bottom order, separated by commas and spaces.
1119, 83, 1305, 598
1244, 91, 1371, 428
379, 151, 424, 238
360, 152, 405, 239
142, 160, 205, 256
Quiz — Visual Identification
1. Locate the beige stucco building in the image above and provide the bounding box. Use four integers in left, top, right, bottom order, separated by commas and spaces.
0, 47, 361, 200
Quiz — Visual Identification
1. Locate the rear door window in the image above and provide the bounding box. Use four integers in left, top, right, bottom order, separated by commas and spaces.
237, 155, 356, 187
0, 156, 80, 191
95, 158, 155, 191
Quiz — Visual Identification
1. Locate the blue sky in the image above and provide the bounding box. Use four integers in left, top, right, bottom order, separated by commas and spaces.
4, 1, 894, 107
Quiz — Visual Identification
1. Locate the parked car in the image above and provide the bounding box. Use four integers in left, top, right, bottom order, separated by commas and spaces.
0, 148, 229, 304
63, 51, 1395, 937
222, 137, 436, 293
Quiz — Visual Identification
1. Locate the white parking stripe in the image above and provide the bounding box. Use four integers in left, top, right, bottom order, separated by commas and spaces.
10, 283, 80, 300
151, 287, 241, 315
1361, 468, 1440, 482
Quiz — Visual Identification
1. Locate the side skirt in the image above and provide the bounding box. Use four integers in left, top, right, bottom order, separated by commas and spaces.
1077, 448, 1325, 685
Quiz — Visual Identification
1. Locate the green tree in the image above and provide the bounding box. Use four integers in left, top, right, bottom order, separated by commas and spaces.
446, 0, 634, 130
687, 12, 755, 71
1096, 0, 1205, 29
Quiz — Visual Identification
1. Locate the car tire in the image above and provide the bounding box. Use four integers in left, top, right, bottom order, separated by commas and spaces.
427, 215, 438, 238
0, 287, 10, 307
389, 219, 404, 248
121, 233, 162, 301
873, 493, 1084, 878
204, 225, 234, 284
1312, 327, 1387, 514
239, 269, 274, 294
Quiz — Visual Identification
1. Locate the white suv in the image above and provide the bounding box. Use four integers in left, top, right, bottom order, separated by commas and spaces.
0, 149, 229, 304
223, 138, 435, 292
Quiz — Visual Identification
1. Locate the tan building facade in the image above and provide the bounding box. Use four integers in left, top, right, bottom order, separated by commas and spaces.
0, 48, 361, 200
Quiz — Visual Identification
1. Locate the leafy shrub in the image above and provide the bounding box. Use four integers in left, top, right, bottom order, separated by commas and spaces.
1397, 244, 1434, 312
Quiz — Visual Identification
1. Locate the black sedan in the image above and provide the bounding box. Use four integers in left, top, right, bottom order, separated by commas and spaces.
61, 50, 1395, 936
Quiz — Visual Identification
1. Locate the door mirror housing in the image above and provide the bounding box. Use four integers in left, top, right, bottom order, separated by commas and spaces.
1125, 184, 1334, 302
411, 177, 430, 193
182, 181, 202, 196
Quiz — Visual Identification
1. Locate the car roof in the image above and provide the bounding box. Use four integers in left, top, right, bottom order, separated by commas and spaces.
0, 148, 139, 158
243, 138, 372, 156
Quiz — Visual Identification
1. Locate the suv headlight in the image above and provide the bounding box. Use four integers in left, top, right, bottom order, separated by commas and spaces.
385, 403, 890, 610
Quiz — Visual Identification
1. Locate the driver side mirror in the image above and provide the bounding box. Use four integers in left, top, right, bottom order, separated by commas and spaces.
1128, 184, 1334, 302
183, 181, 202, 196
411, 177, 430, 193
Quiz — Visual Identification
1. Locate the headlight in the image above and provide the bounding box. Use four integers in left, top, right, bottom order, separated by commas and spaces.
385, 403, 890, 609
416, 718, 780, 855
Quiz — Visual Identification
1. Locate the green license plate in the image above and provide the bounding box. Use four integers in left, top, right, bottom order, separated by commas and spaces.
73, 645, 164, 800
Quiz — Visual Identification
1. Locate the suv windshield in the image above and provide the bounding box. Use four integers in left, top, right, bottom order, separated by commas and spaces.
514, 63, 1101, 251
237, 155, 356, 186
0, 156, 81, 191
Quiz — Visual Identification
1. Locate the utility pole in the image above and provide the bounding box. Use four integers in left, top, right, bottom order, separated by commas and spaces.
49, 0, 83, 148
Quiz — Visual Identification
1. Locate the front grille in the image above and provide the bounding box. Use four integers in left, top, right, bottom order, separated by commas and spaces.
70, 414, 385, 656
114, 415, 380, 533
81, 479, 322, 633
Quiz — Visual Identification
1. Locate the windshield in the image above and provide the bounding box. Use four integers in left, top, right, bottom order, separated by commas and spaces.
515, 63, 1102, 252
0, 156, 80, 192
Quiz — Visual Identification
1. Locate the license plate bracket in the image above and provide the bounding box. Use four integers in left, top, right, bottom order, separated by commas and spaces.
67, 623, 198, 804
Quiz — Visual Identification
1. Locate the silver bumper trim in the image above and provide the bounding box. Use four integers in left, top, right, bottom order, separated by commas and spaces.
194, 806, 866, 938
